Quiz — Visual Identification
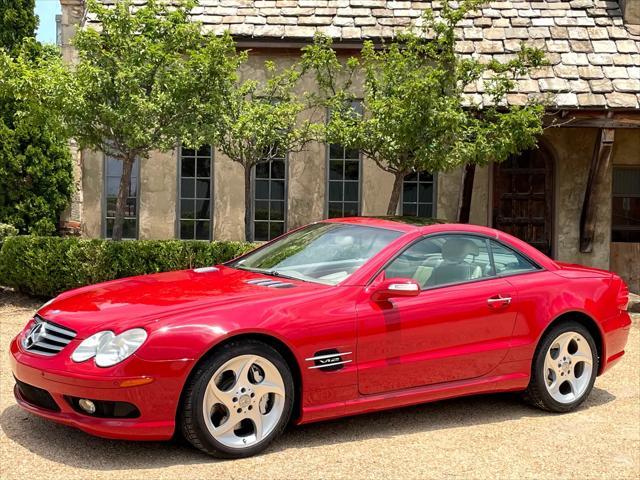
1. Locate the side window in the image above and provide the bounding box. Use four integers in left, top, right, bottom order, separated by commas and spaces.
384, 235, 494, 289
489, 240, 538, 276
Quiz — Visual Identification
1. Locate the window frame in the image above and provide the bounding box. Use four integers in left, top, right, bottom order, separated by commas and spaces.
251, 154, 288, 242
400, 171, 438, 217
370, 232, 543, 291
611, 165, 640, 243
176, 145, 214, 241
102, 153, 140, 240
325, 102, 363, 219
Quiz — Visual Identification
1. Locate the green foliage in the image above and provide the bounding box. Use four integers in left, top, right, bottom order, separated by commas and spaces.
0, 41, 74, 235
302, 0, 547, 214
0, 236, 256, 297
64, 0, 241, 239
0, 0, 37, 52
211, 57, 323, 241
0, 223, 18, 241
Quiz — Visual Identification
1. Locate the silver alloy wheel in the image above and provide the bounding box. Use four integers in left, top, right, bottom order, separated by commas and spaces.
544, 331, 594, 404
202, 354, 285, 449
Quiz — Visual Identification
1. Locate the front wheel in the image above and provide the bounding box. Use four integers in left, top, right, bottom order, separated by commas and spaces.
524, 321, 599, 413
180, 340, 294, 458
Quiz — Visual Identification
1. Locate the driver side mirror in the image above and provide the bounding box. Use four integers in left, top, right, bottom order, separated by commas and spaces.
371, 278, 421, 302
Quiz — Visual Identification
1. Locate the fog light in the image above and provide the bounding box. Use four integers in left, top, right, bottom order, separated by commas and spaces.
78, 398, 96, 414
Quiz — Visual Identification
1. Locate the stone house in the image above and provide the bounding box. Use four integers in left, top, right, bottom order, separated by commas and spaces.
59, 0, 640, 290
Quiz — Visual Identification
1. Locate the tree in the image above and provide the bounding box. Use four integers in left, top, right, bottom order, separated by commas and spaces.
0, 2, 74, 235
302, 0, 547, 216
0, 0, 37, 52
64, 0, 240, 240
211, 61, 322, 242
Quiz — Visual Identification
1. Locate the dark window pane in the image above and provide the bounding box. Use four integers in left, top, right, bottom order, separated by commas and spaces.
344, 161, 359, 181
403, 203, 417, 216
123, 219, 136, 239
106, 198, 117, 217
329, 144, 343, 159
612, 197, 640, 227
419, 183, 433, 203
271, 160, 285, 179
197, 145, 211, 157
270, 201, 285, 221
181, 157, 195, 177
344, 148, 359, 160
106, 157, 122, 176
328, 202, 343, 218
613, 168, 640, 195
181, 178, 195, 198
329, 181, 343, 202
126, 197, 137, 216
180, 199, 195, 219
128, 178, 137, 197
270, 222, 284, 239
255, 200, 269, 220
403, 182, 417, 202
197, 158, 211, 178
418, 203, 433, 218
195, 221, 210, 240
612, 229, 640, 242
106, 218, 114, 238
329, 160, 343, 180
343, 202, 359, 216
270, 180, 285, 200
418, 171, 433, 182
254, 222, 269, 241
196, 179, 210, 199
255, 162, 269, 179
405, 172, 418, 182
255, 180, 270, 200
195, 199, 210, 219
181, 147, 196, 157
180, 220, 194, 239
344, 182, 358, 202
107, 177, 120, 196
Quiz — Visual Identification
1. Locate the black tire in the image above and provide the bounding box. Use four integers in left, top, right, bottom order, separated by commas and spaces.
523, 320, 599, 413
180, 340, 295, 458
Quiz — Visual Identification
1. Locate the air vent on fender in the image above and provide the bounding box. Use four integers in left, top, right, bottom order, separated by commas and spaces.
245, 278, 295, 289
306, 349, 352, 371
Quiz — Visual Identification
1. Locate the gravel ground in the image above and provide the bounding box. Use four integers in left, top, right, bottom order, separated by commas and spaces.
1, 290, 639, 480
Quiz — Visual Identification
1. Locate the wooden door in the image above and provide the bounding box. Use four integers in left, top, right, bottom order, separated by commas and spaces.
493, 148, 554, 257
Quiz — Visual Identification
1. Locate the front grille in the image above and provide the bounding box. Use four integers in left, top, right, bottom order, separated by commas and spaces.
21, 315, 77, 356
15, 378, 60, 412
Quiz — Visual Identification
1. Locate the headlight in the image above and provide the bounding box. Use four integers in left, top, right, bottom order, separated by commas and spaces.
71, 328, 147, 367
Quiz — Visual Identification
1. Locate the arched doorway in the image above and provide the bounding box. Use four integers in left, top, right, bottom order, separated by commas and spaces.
492, 147, 555, 257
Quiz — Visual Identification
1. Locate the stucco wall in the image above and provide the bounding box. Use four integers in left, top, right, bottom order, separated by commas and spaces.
81, 149, 103, 238
139, 150, 177, 240
213, 149, 245, 240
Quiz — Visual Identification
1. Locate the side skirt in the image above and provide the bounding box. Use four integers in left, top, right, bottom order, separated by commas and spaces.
297, 372, 529, 425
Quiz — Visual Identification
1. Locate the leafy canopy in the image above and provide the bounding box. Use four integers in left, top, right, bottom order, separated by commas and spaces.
302, 0, 547, 212
66, 0, 241, 161
0, 0, 37, 52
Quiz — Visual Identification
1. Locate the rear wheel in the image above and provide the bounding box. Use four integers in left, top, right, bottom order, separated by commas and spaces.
180, 340, 294, 458
524, 321, 598, 413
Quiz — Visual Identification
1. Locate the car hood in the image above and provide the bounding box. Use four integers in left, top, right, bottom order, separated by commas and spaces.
38, 266, 322, 338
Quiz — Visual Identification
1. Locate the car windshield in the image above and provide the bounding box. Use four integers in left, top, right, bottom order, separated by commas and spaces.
229, 222, 403, 285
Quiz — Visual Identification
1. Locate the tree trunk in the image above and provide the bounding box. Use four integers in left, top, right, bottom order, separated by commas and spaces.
457, 163, 476, 224
386, 171, 405, 215
244, 165, 253, 242
111, 155, 134, 241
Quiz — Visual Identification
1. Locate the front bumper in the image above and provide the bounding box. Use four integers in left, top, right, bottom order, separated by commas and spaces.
10, 335, 192, 441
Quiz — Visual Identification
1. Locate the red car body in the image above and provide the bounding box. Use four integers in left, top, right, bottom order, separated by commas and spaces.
10, 219, 632, 440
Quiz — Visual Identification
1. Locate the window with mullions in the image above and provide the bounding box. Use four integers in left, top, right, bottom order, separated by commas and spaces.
105, 156, 139, 239
179, 145, 213, 240
612, 166, 640, 243
253, 156, 287, 241
327, 102, 362, 218
402, 171, 435, 217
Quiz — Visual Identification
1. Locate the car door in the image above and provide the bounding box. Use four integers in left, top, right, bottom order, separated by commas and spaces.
356, 233, 519, 395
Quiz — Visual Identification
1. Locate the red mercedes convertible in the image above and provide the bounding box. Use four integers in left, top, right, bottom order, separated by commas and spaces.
10, 218, 631, 458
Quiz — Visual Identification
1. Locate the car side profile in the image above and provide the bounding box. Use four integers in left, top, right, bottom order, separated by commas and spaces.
10, 218, 632, 458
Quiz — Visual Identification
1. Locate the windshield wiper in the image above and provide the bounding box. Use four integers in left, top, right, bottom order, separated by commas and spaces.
232, 265, 308, 282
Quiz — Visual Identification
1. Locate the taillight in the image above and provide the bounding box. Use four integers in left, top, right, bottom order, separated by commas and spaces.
616, 280, 629, 311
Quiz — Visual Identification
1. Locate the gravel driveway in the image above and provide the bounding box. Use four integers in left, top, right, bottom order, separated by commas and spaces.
1, 290, 639, 480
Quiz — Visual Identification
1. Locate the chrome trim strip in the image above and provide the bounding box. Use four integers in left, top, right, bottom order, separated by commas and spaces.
308, 359, 352, 369
305, 351, 352, 362
41, 322, 76, 338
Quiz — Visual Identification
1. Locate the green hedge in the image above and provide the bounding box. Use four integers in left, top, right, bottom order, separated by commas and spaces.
0, 236, 256, 297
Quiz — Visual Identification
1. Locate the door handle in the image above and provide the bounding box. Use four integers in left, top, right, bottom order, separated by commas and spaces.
487, 295, 512, 308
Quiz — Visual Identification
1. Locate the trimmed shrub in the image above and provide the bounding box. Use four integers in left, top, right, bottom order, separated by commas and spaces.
0, 236, 256, 297
0, 223, 19, 241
